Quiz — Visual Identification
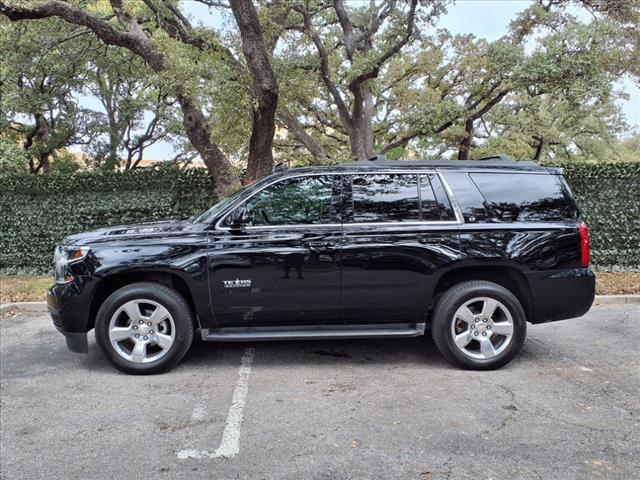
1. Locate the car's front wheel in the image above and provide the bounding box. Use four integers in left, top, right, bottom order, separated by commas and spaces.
95, 282, 194, 374
431, 280, 527, 370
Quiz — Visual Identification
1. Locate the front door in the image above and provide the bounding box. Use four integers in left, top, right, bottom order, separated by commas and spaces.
208, 174, 342, 327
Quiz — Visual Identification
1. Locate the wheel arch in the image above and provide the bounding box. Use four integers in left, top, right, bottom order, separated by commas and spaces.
429, 262, 533, 322
88, 268, 202, 330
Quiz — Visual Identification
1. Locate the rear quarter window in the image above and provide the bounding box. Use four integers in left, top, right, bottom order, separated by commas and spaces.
471, 173, 576, 222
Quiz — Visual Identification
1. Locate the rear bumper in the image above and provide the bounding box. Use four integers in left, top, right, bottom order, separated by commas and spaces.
526, 268, 595, 324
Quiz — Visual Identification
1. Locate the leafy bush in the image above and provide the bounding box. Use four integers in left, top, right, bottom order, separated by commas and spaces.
0, 168, 216, 274
0, 163, 637, 274
561, 163, 640, 271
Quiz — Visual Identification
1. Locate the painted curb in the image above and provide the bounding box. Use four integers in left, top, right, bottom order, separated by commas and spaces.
2, 295, 639, 315
593, 295, 640, 305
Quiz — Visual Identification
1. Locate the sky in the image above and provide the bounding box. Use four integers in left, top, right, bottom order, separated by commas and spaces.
95, 0, 640, 160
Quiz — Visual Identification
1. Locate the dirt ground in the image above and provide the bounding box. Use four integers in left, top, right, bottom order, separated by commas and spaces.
1, 272, 639, 304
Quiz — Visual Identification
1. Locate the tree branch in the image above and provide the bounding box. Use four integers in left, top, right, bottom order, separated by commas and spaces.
294, 4, 353, 130
333, 0, 357, 60
0, 0, 163, 70
348, 0, 418, 89
281, 109, 327, 162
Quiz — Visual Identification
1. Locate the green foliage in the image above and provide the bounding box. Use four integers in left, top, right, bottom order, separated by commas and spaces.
0, 137, 27, 173
0, 168, 216, 274
562, 163, 640, 271
1, 164, 637, 274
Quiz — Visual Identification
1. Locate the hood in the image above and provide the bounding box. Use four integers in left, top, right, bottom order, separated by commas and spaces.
63, 219, 203, 246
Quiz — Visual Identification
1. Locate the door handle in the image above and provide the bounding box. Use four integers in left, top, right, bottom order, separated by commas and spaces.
304, 241, 335, 252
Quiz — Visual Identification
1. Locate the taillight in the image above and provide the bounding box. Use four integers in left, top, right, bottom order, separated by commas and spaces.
579, 222, 590, 268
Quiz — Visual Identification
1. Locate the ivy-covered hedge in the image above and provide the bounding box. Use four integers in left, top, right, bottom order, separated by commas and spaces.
0, 163, 638, 274
0, 168, 216, 274
561, 163, 640, 271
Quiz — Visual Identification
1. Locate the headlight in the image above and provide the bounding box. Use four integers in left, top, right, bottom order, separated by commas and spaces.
54, 246, 90, 284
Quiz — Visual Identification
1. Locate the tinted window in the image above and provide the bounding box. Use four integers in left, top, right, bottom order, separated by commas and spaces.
442, 172, 490, 223
422, 174, 456, 221
352, 174, 420, 223
471, 173, 574, 222
242, 175, 335, 226
419, 176, 440, 221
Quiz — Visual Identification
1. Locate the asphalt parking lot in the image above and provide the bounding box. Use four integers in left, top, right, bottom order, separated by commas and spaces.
1, 304, 639, 480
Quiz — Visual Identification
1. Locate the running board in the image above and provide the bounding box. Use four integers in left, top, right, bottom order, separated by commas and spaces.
201, 322, 426, 342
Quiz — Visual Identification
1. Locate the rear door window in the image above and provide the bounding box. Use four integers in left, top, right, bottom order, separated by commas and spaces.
351, 174, 420, 223
440, 172, 490, 223
421, 174, 456, 221
347, 173, 456, 223
471, 173, 575, 222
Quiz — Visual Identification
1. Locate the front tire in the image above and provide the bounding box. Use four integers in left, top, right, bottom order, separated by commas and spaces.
95, 282, 194, 375
431, 280, 527, 370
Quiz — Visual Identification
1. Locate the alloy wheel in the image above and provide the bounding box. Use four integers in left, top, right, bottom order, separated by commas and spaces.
450, 296, 515, 360
108, 299, 176, 364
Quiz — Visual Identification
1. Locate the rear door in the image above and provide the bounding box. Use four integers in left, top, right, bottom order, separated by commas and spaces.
340, 172, 461, 324
207, 174, 343, 327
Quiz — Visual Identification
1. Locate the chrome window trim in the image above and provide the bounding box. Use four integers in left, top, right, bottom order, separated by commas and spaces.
343, 220, 459, 228
437, 172, 464, 224
214, 169, 465, 231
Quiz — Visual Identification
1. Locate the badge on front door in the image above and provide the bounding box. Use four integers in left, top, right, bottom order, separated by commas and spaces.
222, 278, 252, 289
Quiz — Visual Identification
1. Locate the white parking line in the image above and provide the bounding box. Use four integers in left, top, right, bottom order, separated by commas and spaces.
177, 347, 255, 460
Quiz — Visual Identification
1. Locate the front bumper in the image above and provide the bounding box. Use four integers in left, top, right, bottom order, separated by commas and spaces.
52, 320, 88, 353
48, 282, 93, 353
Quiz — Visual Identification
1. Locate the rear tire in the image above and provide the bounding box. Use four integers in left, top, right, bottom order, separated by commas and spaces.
95, 282, 194, 375
431, 280, 526, 370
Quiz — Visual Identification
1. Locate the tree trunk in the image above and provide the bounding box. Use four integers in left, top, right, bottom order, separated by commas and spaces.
177, 93, 239, 198
349, 85, 374, 160
532, 136, 544, 162
40, 152, 51, 173
362, 86, 375, 157
458, 118, 474, 160
230, 0, 279, 181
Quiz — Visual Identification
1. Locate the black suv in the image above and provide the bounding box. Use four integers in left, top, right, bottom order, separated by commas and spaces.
48, 156, 595, 374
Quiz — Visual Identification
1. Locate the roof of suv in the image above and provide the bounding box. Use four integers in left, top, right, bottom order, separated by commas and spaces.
274, 155, 552, 175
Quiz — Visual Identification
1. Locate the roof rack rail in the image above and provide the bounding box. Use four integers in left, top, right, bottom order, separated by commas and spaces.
367, 154, 387, 162
475, 155, 514, 162
273, 163, 289, 172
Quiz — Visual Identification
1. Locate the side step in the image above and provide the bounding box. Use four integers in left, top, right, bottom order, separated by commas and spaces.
201, 322, 426, 342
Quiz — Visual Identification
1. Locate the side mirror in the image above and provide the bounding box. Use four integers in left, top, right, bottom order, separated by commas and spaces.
229, 206, 250, 232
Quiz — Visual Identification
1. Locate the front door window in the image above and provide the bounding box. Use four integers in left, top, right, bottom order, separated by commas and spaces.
242, 175, 336, 226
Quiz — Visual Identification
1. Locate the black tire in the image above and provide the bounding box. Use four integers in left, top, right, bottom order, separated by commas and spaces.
431, 280, 527, 370
95, 282, 194, 375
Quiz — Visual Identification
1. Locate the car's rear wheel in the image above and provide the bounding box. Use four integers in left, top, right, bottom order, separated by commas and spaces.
95, 282, 194, 374
431, 280, 527, 370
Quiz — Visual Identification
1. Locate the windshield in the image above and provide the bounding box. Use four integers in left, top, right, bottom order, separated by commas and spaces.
193, 179, 265, 224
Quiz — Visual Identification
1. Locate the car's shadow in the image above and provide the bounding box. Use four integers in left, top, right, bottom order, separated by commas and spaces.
74, 333, 453, 374
9, 323, 531, 376
181, 333, 450, 367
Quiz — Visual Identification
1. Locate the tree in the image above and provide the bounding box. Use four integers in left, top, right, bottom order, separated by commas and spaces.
1, 0, 282, 195
228, 0, 281, 180
284, 0, 444, 160
84, 45, 173, 170
0, 17, 97, 172
2, 0, 637, 175
471, 92, 629, 162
